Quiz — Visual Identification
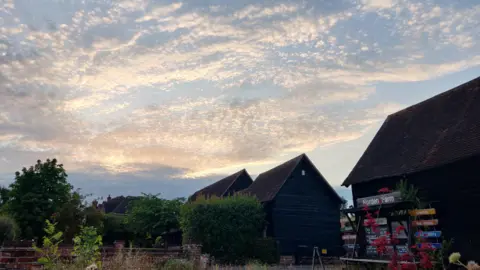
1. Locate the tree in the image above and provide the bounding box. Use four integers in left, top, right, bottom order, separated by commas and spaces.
8, 159, 72, 239
180, 194, 265, 264
0, 186, 10, 207
0, 215, 19, 244
84, 205, 104, 233
125, 194, 184, 242
56, 191, 86, 243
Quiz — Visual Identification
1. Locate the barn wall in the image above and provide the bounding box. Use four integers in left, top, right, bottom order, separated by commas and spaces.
351, 155, 480, 261
271, 159, 342, 256
225, 172, 252, 196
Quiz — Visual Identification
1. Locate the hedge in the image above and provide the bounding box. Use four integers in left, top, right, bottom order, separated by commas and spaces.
180, 194, 265, 264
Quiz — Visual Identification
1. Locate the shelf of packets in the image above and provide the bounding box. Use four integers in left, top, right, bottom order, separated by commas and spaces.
340, 216, 357, 255
364, 218, 409, 257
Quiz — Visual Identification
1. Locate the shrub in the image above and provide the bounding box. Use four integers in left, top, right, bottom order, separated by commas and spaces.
180, 194, 265, 264
33, 219, 63, 270
103, 213, 132, 245
0, 215, 19, 244
72, 226, 102, 267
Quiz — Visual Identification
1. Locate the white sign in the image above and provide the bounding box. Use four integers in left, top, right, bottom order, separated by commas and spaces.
356, 192, 402, 207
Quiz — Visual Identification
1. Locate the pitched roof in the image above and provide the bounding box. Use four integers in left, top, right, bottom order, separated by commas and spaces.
244, 154, 343, 203
343, 76, 480, 187
102, 196, 125, 213
189, 169, 252, 201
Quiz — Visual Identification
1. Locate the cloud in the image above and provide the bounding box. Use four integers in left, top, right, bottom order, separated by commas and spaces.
0, 0, 478, 184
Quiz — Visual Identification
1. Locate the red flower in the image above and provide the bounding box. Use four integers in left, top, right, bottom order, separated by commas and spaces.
400, 263, 417, 270
419, 252, 434, 269
378, 187, 392, 193
400, 253, 412, 261
374, 210, 380, 216
395, 225, 405, 234
362, 205, 370, 211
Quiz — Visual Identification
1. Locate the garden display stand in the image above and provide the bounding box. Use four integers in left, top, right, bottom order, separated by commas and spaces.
339, 192, 442, 268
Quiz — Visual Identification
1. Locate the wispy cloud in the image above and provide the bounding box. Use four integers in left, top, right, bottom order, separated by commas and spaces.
0, 0, 478, 181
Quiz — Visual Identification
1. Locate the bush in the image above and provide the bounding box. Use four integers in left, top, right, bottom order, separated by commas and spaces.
72, 226, 102, 267
180, 194, 265, 264
103, 213, 132, 245
0, 215, 19, 244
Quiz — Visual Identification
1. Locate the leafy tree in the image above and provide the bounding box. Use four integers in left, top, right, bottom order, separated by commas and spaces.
0, 186, 10, 207
125, 194, 184, 243
340, 196, 348, 210
8, 159, 72, 239
84, 205, 105, 233
103, 213, 131, 245
0, 215, 19, 244
180, 194, 265, 264
56, 190, 86, 243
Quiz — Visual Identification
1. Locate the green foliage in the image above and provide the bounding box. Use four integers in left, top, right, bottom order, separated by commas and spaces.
125, 194, 184, 245
162, 258, 194, 270
432, 238, 455, 270
84, 205, 105, 233
180, 194, 265, 264
73, 226, 103, 267
0, 215, 19, 244
0, 186, 10, 208
33, 219, 63, 270
103, 213, 131, 245
8, 159, 72, 239
56, 191, 86, 243
396, 179, 421, 208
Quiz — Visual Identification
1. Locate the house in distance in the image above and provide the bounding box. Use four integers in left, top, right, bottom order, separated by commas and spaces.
244, 153, 344, 261
188, 169, 253, 201
342, 76, 480, 260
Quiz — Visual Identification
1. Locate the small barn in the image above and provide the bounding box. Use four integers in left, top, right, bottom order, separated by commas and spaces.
244, 154, 343, 259
342, 76, 480, 260
189, 169, 253, 201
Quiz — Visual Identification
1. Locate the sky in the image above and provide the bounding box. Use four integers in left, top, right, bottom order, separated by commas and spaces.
0, 0, 479, 202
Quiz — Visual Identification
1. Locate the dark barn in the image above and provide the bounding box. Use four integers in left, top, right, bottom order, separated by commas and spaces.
245, 154, 343, 259
342, 76, 480, 260
189, 169, 253, 201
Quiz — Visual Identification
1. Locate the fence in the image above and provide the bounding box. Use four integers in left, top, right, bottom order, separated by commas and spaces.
0, 241, 187, 270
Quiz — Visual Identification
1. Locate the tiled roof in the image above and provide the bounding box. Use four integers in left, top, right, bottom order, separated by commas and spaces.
245, 154, 342, 203
189, 169, 251, 201
343, 76, 480, 186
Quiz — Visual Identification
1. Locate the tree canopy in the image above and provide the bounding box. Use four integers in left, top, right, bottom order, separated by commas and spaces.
125, 194, 184, 240
8, 159, 72, 239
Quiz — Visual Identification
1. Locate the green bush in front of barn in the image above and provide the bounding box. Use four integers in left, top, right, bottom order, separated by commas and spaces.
180, 194, 272, 264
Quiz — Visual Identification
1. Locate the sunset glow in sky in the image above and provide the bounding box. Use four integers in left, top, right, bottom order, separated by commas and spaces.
0, 0, 479, 200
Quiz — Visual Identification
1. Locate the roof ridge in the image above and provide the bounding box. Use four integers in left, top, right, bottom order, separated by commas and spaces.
220, 169, 247, 196
388, 76, 480, 118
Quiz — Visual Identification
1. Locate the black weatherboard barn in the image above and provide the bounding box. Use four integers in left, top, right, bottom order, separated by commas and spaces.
245, 154, 343, 258
189, 169, 253, 201
342, 76, 480, 260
